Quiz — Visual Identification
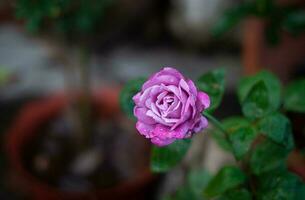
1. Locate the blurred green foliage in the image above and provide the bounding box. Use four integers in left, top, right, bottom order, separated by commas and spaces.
164, 170, 212, 200
204, 71, 304, 200
120, 78, 146, 119
238, 71, 281, 119
216, 117, 258, 160
151, 139, 191, 173
197, 69, 225, 114
203, 166, 246, 198
14, 0, 113, 38
213, 0, 305, 45
284, 79, 305, 113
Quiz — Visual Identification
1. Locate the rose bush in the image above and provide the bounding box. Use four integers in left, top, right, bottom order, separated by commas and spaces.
121, 69, 305, 199
132, 67, 210, 146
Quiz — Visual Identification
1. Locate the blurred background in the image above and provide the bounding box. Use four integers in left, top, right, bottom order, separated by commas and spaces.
0, 0, 304, 199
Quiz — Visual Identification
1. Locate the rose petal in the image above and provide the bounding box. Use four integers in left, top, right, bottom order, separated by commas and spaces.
156, 91, 169, 110
146, 110, 172, 126
187, 79, 198, 97
192, 116, 208, 133
179, 79, 190, 93
170, 123, 190, 138
151, 137, 175, 146
197, 91, 210, 110
164, 85, 180, 98
132, 92, 141, 105
143, 75, 179, 90
136, 121, 154, 138
161, 67, 185, 79
134, 107, 156, 124
166, 101, 182, 118
133, 67, 210, 146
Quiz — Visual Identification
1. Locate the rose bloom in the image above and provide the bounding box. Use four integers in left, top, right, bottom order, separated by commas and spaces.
133, 67, 210, 146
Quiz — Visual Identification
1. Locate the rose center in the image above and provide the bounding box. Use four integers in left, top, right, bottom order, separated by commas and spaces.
163, 96, 174, 105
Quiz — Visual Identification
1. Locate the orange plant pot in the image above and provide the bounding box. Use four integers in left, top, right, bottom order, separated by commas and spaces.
6, 88, 157, 200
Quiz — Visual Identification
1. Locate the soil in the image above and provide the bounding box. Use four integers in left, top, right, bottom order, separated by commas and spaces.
21, 112, 150, 192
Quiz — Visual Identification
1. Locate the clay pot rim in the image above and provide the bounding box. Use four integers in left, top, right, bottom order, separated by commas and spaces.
5, 89, 155, 198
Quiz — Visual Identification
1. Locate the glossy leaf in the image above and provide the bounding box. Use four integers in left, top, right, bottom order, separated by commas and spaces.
238, 71, 281, 118
197, 69, 225, 113
242, 81, 271, 118
151, 139, 191, 173
119, 78, 145, 118
258, 112, 294, 150
204, 166, 246, 198
283, 79, 305, 113
212, 117, 257, 160
227, 121, 257, 160
250, 140, 289, 175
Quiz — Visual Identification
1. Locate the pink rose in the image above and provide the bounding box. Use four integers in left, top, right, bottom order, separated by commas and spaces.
133, 67, 210, 146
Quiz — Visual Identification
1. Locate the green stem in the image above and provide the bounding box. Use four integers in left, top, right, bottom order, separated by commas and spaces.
203, 111, 257, 198
203, 112, 226, 132
202, 112, 232, 150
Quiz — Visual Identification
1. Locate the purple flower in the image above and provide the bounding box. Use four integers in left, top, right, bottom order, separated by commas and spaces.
133, 67, 210, 146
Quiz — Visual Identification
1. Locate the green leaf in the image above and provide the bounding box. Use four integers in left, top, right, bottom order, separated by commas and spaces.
238, 70, 281, 118
250, 140, 289, 175
174, 186, 197, 200
217, 188, 251, 200
242, 81, 271, 118
283, 10, 305, 35
120, 78, 145, 118
284, 79, 305, 113
226, 117, 257, 160
258, 112, 294, 150
204, 166, 246, 198
257, 170, 305, 200
169, 169, 212, 200
151, 139, 191, 173
187, 169, 212, 198
210, 127, 232, 152
211, 117, 257, 160
197, 69, 225, 113
212, 3, 253, 37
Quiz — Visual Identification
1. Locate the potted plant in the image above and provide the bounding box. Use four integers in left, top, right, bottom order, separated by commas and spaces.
5, 1, 157, 199
120, 67, 305, 199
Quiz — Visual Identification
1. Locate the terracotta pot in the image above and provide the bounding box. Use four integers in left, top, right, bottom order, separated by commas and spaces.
6, 88, 157, 200
242, 0, 305, 82
242, 18, 305, 82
